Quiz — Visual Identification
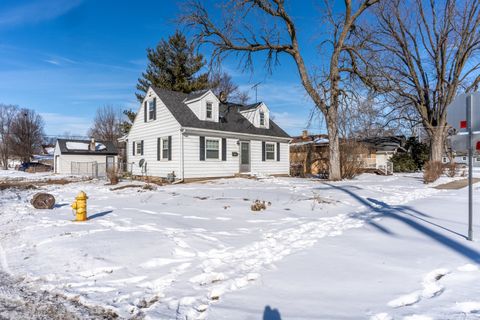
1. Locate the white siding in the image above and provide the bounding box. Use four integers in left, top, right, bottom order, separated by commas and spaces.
127, 87, 182, 177
55, 153, 118, 174
182, 134, 290, 178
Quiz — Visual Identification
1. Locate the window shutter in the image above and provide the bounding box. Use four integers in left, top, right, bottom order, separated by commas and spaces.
144, 102, 147, 122
168, 136, 172, 160
132, 141, 135, 155
262, 141, 266, 161
153, 98, 157, 120
221, 138, 227, 161
199, 136, 205, 161
277, 142, 280, 161
157, 138, 160, 161
141, 140, 144, 155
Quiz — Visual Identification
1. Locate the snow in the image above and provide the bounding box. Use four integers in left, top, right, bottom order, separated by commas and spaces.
65, 142, 107, 151
0, 172, 479, 319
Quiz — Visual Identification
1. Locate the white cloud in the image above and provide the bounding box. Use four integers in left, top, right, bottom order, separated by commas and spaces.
0, 0, 83, 28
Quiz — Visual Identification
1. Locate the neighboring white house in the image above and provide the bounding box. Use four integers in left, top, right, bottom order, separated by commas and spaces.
54, 138, 118, 177
125, 86, 291, 180
442, 154, 480, 167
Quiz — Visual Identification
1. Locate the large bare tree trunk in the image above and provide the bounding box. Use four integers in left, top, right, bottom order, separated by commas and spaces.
429, 127, 446, 163
326, 109, 341, 180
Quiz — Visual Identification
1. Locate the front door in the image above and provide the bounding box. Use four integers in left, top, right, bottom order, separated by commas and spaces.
106, 156, 115, 172
239, 141, 250, 173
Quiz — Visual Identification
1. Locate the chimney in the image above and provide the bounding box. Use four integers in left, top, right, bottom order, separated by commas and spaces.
302, 130, 308, 139
89, 138, 95, 151
219, 91, 227, 103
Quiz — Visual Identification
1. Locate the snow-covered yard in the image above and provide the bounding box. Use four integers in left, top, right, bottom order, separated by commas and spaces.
0, 172, 479, 319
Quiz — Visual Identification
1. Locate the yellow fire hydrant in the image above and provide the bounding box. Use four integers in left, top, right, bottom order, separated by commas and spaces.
71, 191, 88, 221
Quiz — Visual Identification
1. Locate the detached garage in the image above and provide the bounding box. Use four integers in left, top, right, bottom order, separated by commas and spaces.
54, 138, 118, 177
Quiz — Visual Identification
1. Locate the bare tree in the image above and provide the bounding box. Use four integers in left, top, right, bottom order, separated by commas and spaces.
88, 105, 123, 145
10, 109, 45, 163
358, 0, 480, 162
0, 104, 18, 169
182, 0, 379, 180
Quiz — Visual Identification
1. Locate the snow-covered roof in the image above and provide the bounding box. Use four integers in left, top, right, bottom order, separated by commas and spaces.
56, 139, 117, 155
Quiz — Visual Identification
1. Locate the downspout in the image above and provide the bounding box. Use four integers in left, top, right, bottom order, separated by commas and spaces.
178, 128, 186, 182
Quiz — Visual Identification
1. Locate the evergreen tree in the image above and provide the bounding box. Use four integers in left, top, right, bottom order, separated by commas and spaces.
136, 31, 209, 101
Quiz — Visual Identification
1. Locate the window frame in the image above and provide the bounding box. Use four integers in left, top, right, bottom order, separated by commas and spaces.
259, 111, 265, 126
265, 142, 275, 161
205, 138, 220, 160
148, 100, 155, 121
161, 137, 169, 160
136, 141, 142, 155
206, 102, 213, 120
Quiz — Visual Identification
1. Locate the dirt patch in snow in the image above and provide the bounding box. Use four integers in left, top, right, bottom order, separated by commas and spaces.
0, 178, 90, 190
434, 178, 480, 190
0, 272, 118, 320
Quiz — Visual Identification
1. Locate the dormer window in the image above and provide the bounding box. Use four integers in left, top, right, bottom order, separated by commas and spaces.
259, 112, 265, 126
148, 100, 155, 121
206, 102, 213, 119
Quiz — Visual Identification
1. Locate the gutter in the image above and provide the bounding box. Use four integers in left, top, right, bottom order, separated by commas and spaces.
181, 126, 291, 143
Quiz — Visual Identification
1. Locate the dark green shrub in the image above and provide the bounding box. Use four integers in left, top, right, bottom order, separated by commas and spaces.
405, 137, 429, 170
391, 153, 417, 172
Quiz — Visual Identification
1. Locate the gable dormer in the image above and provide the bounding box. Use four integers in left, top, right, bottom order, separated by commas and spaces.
184, 90, 220, 122
239, 102, 270, 129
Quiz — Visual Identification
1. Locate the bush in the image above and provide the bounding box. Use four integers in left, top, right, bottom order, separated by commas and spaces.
340, 141, 367, 179
445, 163, 457, 178
390, 153, 417, 172
405, 137, 430, 170
107, 168, 119, 185
423, 161, 443, 183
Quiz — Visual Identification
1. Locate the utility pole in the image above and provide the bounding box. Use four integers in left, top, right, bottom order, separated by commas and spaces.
251, 82, 262, 103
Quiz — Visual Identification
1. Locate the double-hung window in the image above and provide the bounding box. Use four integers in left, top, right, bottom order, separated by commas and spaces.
265, 143, 275, 160
136, 141, 142, 155
206, 139, 219, 159
206, 102, 213, 119
162, 137, 169, 159
148, 100, 155, 121
259, 112, 265, 126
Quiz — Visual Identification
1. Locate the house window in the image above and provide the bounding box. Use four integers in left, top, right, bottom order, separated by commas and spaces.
136, 141, 142, 155
206, 139, 219, 159
259, 112, 265, 126
206, 102, 213, 119
148, 100, 155, 120
265, 143, 275, 160
162, 137, 169, 159
463, 156, 467, 161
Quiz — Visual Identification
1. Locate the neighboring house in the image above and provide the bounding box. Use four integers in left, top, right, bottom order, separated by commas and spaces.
54, 138, 118, 177
442, 154, 480, 167
125, 86, 291, 180
289, 132, 405, 176
359, 136, 406, 173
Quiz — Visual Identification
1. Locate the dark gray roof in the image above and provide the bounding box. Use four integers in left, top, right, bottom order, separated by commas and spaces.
151, 87, 290, 138
361, 136, 406, 152
57, 139, 118, 155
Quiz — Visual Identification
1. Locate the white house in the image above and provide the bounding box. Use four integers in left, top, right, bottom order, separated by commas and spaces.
125, 86, 291, 180
54, 138, 118, 177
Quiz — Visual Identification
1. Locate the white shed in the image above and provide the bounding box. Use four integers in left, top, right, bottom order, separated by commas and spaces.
54, 138, 118, 177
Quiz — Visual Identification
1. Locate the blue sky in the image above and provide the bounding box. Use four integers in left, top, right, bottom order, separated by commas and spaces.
0, 0, 329, 137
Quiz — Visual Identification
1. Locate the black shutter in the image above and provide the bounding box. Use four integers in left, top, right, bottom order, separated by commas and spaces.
168, 136, 172, 160
262, 141, 266, 161
144, 102, 147, 122
141, 140, 144, 155
199, 136, 205, 161
153, 98, 157, 120
132, 141, 135, 155
222, 138, 227, 161
277, 142, 280, 161
157, 138, 160, 161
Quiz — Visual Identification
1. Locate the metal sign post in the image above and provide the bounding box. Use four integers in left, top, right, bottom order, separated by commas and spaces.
467, 95, 473, 240
447, 93, 478, 241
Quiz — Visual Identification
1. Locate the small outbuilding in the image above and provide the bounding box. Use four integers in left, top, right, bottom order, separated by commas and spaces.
54, 138, 118, 177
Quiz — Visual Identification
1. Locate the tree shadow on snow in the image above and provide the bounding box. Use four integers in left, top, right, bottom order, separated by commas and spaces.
323, 183, 480, 263
263, 305, 281, 320
88, 210, 113, 220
